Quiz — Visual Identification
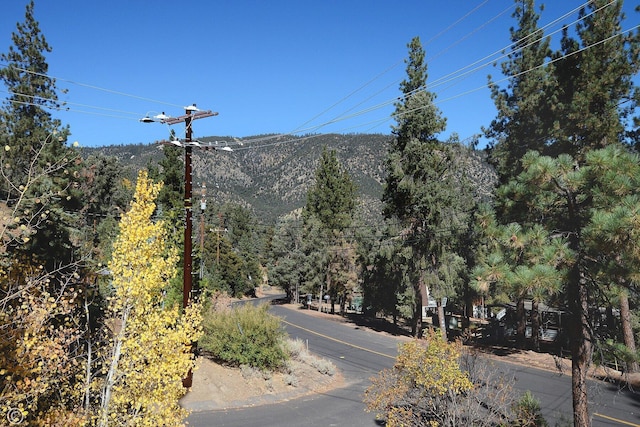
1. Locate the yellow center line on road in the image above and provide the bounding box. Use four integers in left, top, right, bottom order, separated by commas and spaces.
594, 412, 640, 426
281, 318, 638, 426
280, 318, 397, 360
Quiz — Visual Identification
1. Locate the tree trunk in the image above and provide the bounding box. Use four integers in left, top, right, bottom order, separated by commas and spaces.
99, 307, 130, 427
462, 281, 472, 333
83, 296, 93, 414
412, 283, 423, 338
286, 285, 294, 304
619, 291, 638, 373
323, 266, 330, 313
568, 266, 592, 427
531, 299, 540, 352
516, 297, 526, 349
605, 305, 615, 332
437, 302, 448, 341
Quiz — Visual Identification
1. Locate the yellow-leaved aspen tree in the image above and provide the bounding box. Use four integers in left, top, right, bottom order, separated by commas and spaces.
97, 170, 202, 427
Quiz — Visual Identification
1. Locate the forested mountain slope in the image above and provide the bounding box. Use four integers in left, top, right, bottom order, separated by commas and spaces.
82, 133, 495, 224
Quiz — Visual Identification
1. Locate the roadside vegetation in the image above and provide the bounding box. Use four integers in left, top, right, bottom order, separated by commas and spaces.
365, 330, 548, 427
199, 297, 335, 386
200, 301, 288, 371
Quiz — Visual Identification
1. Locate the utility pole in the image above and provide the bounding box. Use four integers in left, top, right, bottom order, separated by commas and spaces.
184, 111, 194, 310
141, 104, 226, 388
199, 183, 206, 280
161, 105, 217, 313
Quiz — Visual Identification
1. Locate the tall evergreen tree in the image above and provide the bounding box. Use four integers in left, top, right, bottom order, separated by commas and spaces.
304, 147, 356, 232
151, 143, 184, 214
486, 0, 553, 183
360, 223, 403, 322
268, 216, 305, 302
0, 0, 80, 268
545, 3, 639, 425
382, 37, 472, 339
484, 2, 639, 424
499, 145, 640, 427
300, 215, 331, 305
303, 147, 358, 312
550, 0, 639, 158
0, 0, 69, 176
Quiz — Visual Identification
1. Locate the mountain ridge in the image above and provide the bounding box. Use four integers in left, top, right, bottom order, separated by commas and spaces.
81, 133, 392, 224
81, 133, 496, 225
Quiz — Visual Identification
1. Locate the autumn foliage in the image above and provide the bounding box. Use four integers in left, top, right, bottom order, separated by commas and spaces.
1, 170, 203, 426
365, 330, 473, 426
96, 170, 203, 426
364, 329, 546, 426
0, 264, 87, 425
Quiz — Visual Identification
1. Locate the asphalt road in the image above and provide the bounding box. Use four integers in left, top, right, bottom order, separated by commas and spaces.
188, 301, 640, 427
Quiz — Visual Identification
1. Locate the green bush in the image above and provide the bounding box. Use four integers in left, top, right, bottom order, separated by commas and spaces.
513, 391, 548, 427
200, 303, 288, 370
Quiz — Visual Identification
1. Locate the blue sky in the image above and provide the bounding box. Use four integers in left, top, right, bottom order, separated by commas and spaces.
0, 1, 638, 148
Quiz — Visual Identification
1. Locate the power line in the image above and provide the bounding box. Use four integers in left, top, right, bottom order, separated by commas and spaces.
427, 2, 515, 64
0, 88, 144, 119
237, 20, 638, 152
235, 1, 624, 148
423, 0, 491, 48
0, 0, 505, 146
0, 62, 183, 110
0, 1, 633, 151
398, 1, 605, 105
288, 0, 498, 135
280, 1, 519, 141
5, 16, 635, 153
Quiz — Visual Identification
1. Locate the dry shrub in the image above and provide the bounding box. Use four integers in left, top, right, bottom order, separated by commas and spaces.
365, 329, 547, 426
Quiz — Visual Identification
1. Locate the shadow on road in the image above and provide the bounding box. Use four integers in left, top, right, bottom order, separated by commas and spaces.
341, 312, 413, 338
276, 299, 413, 338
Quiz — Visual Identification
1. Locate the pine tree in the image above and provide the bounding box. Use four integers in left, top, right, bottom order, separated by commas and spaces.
268, 217, 305, 302
545, 3, 638, 424
0, 0, 69, 175
472, 217, 570, 351
78, 154, 133, 263
486, 0, 553, 183
0, 0, 80, 268
484, 2, 639, 424
300, 216, 331, 308
197, 204, 264, 299
360, 223, 403, 322
500, 145, 640, 427
550, 0, 639, 158
582, 145, 640, 374
303, 147, 358, 313
151, 144, 184, 214
304, 147, 356, 232
382, 37, 472, 338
